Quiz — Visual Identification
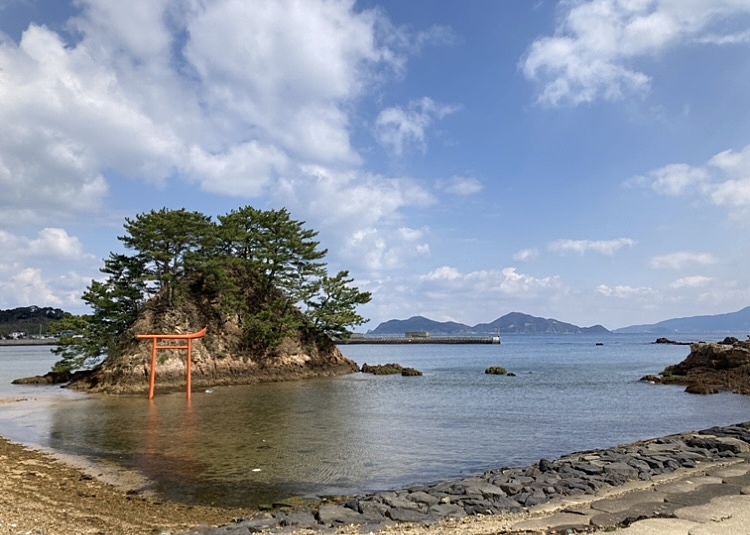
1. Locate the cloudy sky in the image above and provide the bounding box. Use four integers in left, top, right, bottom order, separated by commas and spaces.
1, 0, 749, 331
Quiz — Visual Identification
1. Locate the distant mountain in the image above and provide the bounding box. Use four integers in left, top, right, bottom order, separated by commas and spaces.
368, 312, 609, 335
368, 316, 472, 335
473, 312, 608, 335
615, 306, 750, 334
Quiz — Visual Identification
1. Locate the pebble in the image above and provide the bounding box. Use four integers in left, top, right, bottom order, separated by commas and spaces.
178, 421, 750, 535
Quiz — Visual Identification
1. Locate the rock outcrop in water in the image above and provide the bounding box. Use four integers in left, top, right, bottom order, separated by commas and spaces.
642, 337, 750, 395
361, 363, 422, 376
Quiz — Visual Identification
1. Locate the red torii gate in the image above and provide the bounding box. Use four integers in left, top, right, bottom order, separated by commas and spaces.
136, 327, 207, 400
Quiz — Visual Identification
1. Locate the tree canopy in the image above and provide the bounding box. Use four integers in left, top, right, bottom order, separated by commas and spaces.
50, 206, 371, 372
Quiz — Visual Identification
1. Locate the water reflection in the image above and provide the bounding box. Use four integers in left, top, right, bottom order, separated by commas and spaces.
47, 378, 384, 506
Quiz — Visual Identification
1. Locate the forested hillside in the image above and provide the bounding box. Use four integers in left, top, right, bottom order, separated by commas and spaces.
0, 306, 67, 338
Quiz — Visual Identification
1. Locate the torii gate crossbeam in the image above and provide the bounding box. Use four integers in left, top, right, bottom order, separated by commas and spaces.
135, 327, 207, 400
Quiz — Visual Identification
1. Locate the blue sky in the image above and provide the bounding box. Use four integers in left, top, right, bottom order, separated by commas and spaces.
0, 0, 748, 331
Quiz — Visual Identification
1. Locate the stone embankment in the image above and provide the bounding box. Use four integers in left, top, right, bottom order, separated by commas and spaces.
178, 422, 750, 535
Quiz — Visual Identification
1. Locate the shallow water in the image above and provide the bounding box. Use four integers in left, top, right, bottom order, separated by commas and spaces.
2, 334, 750, 507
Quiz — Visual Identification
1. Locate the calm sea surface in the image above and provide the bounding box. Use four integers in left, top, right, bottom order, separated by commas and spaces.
2, 333, 750, 507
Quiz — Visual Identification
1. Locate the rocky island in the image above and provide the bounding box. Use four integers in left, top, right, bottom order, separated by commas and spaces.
13, 206, 370, 394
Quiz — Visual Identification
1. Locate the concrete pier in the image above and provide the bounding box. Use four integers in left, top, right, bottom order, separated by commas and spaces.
336, 336, 501, 345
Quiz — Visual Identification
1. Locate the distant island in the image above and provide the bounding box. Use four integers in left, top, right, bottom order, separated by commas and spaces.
368, 306, 750, 336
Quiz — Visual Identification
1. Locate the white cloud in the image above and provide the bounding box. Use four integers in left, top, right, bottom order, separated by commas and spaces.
339, 222, 431, 273
513, 248, 540, 262
521, 0, 750, 106
27, 228, 91, 260
182, 0, 397, 166
374, 97, 459, 155
423, 266, 462, 282
437, 175, 484, 196
497, 267, 562, 295
0, 0, 439, 227
634, 164, 712, 196
708, 145, 750, 207
696, 29, 750, 45
548, 238, 635, 255
420, 266, 562, 297
0, 268, 61, 307
649, 251, 718, 270
631, 144, 750, 215
596, 284, 657, 298
185, 142, 289, 197
0, 228, 104, 311
290, 165, 435, 228
669, 276, 712, 289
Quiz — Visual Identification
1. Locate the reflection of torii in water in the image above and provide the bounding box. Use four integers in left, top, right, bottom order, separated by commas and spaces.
135, 327, 207, 400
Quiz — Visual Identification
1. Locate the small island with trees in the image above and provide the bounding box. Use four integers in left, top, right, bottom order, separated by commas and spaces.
20, 206, 372, 394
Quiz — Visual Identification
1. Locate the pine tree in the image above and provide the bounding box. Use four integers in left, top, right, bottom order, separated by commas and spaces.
52, 206, 371, 372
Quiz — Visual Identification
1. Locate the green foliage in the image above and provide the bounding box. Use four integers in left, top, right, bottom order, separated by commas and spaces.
56, 205, 371, 371
49, 315, 104, 372
217, 206, 327, 301
120, 208, 215, 305
303, 270, 371, 338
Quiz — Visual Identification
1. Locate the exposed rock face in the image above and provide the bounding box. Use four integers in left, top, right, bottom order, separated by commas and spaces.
644, 338, 750, 395
67, 295, 359, 395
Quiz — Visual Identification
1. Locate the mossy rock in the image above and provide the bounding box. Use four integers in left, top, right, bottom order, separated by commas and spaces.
685, 383, 720, 395
485, 366, 508, 375
361, 363, 403, 375
401, 367, 422, 377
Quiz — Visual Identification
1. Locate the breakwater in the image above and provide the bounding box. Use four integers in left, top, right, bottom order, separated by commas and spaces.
337, 336, 501, 345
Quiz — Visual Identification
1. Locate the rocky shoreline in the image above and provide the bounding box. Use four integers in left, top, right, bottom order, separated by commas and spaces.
177, 421, 750, 534
642, 337, 750, 395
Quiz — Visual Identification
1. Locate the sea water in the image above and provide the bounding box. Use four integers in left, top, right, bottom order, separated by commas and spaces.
1, 333, 750, 507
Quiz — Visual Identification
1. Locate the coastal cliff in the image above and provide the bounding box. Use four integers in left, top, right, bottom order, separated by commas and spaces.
644, 337, 750, 394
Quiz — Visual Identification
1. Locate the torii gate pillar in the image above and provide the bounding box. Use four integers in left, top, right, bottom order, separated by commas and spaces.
135, 327, 207, 400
